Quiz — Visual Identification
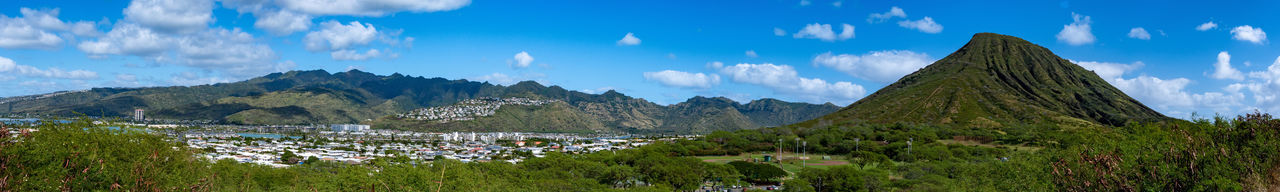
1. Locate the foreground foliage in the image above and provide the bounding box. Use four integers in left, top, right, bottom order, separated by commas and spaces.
3, 113, 1280, 191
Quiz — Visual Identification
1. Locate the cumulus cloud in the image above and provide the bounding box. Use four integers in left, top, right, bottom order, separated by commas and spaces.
642, 70, 719, 89
277, 0, 470, 16
773, 28, 786, 36
1111, 75, 1243, 114
0, 56, 98, 80
715, 63, 865, 104
331, 49, 382, 61
77, 23, 172, 59
745, 50, 758, 58
617, 32, 641, 46
1128, 27, 1151, 40
813, 50, 933, 83
304, 20, 378, 51
1210, 51, 1244, 81
1057, 13, 1095, 46
1237, 57, 1280, 112
78, 23, 291, 77
897, 17, 942, 34
1074, 59, 1246, 117
792, 23, 853, 42
123, 0, 214, 34
867, 6, 906, 23
1196, 21, 1217, 31
254, 9, 312, 36
0, 8, 102, 50
1072, 60, 1143, 80
512, 51, 534, 68
1231, 25, 1267, 44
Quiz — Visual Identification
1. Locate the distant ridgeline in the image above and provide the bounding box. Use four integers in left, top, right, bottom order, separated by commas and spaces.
3, 70, 838, 134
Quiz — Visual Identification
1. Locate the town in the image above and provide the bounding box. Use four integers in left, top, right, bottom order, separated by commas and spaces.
397, 97, 559, 123
181, 124, 662, 167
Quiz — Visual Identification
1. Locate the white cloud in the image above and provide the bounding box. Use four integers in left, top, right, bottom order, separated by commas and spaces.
1072, 60, 1143, 81
0, 8, 102, 50
1075, 58, 1246, 117
123, 0, 214, 34
176, 29, 292, 76
255, 9, 312, 36
1210, 51, 1244, 81
832, 1, 843, 8
304, 20, 379, 51
616, 32, 641, 46
1237, 57, 1280, 113
773, 28, 786, 36
897, 17, 942, 34
792, 23, 853, 42
1128, 27, 1151, 40
0, 56, 98, 80
867, 6, 906, 23
1231, 25, 1267, 44
813, 50, 933, 83
745, 50, 758, 58
77, 23, 171, 58
1196, 21, 1217, 31
715, 63, 865, 104
1057, 13, 1095, 46
18, 8, 70, 31
70, 21, 101, 37
666, 53, 677, 60
331, 49, 382, 61
799, 0, 811, 6
642, 70, 720, 89
277, 0, 470, 16
512, 51, 534, 68
78, 23, 291, 77
0, 18, 63, 50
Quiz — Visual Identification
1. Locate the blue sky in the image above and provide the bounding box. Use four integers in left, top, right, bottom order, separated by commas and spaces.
0, 0, 1276, 119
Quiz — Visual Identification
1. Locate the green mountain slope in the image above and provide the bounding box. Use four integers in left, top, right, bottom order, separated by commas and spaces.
807, 33, 1166, 127
3, 70, 838, 133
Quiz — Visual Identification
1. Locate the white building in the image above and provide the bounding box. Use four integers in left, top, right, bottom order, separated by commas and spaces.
330, 124, 370, 132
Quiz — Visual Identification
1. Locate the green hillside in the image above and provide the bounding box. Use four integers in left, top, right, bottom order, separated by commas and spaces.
3, 70, 838, 134
806, 33, 1167, 128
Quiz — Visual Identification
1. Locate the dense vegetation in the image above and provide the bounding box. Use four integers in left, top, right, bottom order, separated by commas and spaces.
4, 70, 837, 134
4, 113, 1279, 191
822, 33, 1165, 127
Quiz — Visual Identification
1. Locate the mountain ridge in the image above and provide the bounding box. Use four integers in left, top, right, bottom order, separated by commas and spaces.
3, 69, 838, 133
802, 33, 1166, 127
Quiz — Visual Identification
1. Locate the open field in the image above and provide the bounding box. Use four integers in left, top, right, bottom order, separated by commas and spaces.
698, 152, 849, 174
936, 139, 1043, 151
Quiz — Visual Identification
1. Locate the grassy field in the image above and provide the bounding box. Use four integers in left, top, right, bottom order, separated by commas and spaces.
698, 152, 849, 175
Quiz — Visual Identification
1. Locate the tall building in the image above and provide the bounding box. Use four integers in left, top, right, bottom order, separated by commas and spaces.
133, 109, 145, 121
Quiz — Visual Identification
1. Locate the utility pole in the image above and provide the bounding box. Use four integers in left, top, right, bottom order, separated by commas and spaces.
794, 138, 800, 157
854, 138, 860, 152
777, 138, 783, 163
802, 141, 807, 168
907, 138, 913, 161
